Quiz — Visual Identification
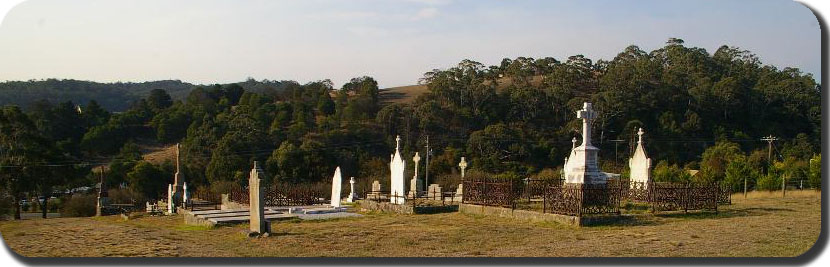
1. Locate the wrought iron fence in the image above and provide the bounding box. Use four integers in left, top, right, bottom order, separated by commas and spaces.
228, 184, 249, 205
362, 187, 459, 208
463, 178, 620, 216
718, 185, 732, 205
650, 182, 719, 212
188, 186, 222, 211
263, 183, 328, 206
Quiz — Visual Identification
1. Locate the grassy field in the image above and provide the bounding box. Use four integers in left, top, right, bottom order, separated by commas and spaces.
0, 190, 821, 257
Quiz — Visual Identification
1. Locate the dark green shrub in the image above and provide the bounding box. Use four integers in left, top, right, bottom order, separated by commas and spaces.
61, 194, 96, 217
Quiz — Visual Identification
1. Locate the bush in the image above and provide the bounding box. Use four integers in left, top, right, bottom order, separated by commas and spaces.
532, 168, 560, 180
61, 194, 96, 217
756, 173, 781, 191
107, 188, 145, 206
435, 173, 461, 190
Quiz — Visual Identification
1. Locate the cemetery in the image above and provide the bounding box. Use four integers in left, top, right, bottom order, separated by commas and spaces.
136, 102, 733, 231
3, 97, 816, 258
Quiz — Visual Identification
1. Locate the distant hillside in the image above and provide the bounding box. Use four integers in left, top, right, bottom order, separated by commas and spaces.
378, 84, 428, 105
378, 75, 547, 105
0, 79, 196, 111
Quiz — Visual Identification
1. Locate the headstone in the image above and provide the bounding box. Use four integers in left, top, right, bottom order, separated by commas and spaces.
167, 184, 175, 214
389, 135, 406, 204
455, 184, 463, 200
182, 182, 189, 209
564, 102, 607, 184
173, 143, 184, 202
628, 128, 652, 188
563, 137, 578, 182
409, 152, 422, 197
347, 177, 358, 202
427, 184, 442, 198
249, 161, 268, 234
367, 180, 382, 199
458, 157, 468, 178
330, 167, 342, 208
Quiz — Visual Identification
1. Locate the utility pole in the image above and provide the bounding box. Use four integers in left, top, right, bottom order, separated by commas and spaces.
424, 135, 430, 190
761, 135, 779, 162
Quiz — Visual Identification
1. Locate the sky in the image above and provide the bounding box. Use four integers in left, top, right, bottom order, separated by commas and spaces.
0, 0, 821, 88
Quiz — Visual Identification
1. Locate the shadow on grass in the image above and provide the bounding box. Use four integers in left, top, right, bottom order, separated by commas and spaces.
582, 205, 794, 227
581, 214, 660, 227
651, 206, 793, 220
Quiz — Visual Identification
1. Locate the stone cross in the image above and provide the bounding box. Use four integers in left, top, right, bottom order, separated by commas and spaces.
637, 127, 644, 144
577, 102, 597, 146
347, 177, 358, 202
458, 157, 468, 178
572, 137, 578, 149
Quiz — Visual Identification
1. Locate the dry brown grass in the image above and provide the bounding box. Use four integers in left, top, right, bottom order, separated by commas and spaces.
140, 143, 177, 165
0, 190, 820, 257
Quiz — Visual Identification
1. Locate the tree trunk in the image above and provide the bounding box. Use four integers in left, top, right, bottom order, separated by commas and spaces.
41, 197, 48, 219
13, 194, 21, 220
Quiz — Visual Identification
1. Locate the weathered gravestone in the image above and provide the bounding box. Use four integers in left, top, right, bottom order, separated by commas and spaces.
167, 184, 175, 214
367, 180, 382, 199
389, 135, 406, 204
172, 143, 185, 205
331, 167, 342, 208
249, 161, 268, 235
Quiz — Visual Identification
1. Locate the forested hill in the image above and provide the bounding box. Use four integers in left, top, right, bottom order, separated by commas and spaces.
0, 79, 195, 111
0, 78, 301, 112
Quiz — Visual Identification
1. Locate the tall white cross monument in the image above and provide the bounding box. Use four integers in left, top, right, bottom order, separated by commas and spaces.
564, 102, 607, 184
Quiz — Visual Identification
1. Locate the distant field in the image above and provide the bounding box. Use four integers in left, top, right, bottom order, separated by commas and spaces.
0, 190, 820, 257
377, 75, 549, 106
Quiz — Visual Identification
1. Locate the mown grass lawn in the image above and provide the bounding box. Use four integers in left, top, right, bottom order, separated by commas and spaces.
0, 190, 821, 257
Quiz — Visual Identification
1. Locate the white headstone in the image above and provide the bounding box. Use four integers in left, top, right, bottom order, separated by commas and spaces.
564, 102, 607, 184
182, 182, 189, 208
389, 135, 406, 204
563, 137, 578, 181
629, 128, 652, 188
330, 167, 342, 207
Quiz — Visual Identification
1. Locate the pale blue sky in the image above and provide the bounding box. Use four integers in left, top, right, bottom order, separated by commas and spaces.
0, 0, 820, 88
